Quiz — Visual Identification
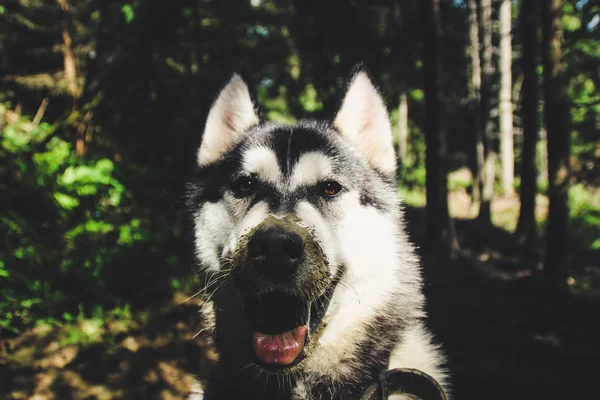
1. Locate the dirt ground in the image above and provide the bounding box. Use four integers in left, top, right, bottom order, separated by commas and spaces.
1, 192, 599, 400
0, 292, 214, 400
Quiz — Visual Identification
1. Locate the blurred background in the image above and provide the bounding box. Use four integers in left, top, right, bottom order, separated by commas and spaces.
0, 0, 598, 399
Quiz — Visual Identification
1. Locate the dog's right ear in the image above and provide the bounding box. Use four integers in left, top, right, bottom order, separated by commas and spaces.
334, 70, 396, 178
197, 74, 259, 166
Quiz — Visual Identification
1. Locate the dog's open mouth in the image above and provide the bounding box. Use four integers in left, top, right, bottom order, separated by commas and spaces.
245, 291, 329, 369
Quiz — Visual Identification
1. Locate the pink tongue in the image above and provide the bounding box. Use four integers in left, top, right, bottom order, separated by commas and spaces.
252, 326, 308, 365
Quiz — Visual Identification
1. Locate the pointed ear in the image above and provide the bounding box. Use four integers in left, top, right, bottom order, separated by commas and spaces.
197, 74, 259, 166
334, 71, 396, 177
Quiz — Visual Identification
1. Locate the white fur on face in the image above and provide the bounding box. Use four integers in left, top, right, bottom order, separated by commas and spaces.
334, 72, 396, 177
197, 74, 259, 166
223, 200, 270, 258
300, 191, 405, 379
194, 199, 270, 273
194, 202, 234, 272
242, 147, 282, 185
295, 201, 339, 270
289, 151, 333, 190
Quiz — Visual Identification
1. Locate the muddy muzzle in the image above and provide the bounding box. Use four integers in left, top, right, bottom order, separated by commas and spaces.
229, 215, 332, 369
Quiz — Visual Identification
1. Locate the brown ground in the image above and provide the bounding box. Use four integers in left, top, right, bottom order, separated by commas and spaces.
0, 293, 214, 400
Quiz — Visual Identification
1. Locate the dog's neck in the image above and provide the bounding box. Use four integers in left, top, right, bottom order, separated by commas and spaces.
203, 358, 389, 400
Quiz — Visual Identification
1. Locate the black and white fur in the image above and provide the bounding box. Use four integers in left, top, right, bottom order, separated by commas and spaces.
187, 71, 448, 399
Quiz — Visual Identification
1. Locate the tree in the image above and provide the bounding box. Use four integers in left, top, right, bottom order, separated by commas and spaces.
467, 0, 484, 213
499, 0, 514, 195
542, 0, 571, 289
397, 90, 408, 166
421, 0, 459, 267
56, 0, 80, 104
514, 0, 538, 259
478, 0, 496, 223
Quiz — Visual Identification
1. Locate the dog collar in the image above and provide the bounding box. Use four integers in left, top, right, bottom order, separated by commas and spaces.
359, 368, 449, 400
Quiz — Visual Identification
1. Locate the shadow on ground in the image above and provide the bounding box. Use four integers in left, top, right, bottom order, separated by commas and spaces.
403, 205, 600, 400
1, 205, 599, 399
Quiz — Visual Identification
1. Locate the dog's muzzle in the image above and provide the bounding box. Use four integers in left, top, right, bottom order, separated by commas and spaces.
230, 215, 333, 371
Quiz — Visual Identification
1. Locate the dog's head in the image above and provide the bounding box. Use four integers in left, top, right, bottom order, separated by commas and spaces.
188, 71, 414, 376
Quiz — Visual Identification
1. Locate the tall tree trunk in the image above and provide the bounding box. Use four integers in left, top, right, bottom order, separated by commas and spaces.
397, 90, 408, 166
56, 0, 83, 154
421, 0, 459, 268
514, 0, 539, 260
467, 0, 484, 214
542, 0, 571, 289
539, 127, 549, 185
56, 0, 79, 101
499, 0, 514, 195
478, 0, 495, 223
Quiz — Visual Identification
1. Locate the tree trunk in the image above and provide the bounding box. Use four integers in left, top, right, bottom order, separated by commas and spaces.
467, 0, 484, 214
514, 0, 539, 261
478, 0, 495, 223
499, 0, 514, 195
56, 0, 83, 155
421, 0, 459, 269
397, 90, 408, 166
56, 0, 79, 101
539, 127, 548, 185
542, 0, 571, 289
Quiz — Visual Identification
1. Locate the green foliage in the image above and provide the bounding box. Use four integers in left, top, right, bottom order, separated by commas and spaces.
0, 108, 189, 335
396, 125, 427, 189
257, 83, 297, 124
299, 84, 323, 113
569, 184, 600, 251
563, 0, 600, 181
121, 4, 136, 24
536, 184, 600, 254
398, 187, 427, 208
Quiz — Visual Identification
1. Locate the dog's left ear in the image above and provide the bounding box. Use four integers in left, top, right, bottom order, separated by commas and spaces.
334, 71, 396, 177
197, 74, 259, 166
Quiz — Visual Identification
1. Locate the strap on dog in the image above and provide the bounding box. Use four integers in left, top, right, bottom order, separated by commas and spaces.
359, 368, 448, 400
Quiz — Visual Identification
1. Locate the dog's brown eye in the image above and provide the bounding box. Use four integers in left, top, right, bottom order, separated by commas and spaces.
319, 181, 342, 197
232, 176, 257, 197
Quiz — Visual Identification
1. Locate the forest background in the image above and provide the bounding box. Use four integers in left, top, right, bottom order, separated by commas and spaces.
0, 0, 598, 399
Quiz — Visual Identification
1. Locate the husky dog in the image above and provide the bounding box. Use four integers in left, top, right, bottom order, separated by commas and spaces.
187, 70, 448, 399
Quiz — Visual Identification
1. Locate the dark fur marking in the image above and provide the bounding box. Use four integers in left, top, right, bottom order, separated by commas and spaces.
360, 191, 386, 211
270, 125, 340, 177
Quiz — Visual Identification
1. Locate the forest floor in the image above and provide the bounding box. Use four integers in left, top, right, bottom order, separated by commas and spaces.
1, 189, 599, 400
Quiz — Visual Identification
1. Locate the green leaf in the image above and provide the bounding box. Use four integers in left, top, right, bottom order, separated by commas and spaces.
95, 159, 114, 173
299, 84, 323, 113
562, 14, 581, 32
122, 4, 135, 23
54, 192, 80, 210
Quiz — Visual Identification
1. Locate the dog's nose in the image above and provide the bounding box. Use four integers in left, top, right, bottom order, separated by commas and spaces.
248, 227, 304, 279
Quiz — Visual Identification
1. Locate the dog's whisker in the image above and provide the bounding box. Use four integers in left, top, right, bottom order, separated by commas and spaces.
192, 326, 209, 339
179, 289, 204, 305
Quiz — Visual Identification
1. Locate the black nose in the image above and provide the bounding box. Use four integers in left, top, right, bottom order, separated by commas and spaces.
247, 227, 304, 279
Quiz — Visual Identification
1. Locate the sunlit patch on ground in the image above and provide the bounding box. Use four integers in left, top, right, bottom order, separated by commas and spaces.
1, 293, 214, 400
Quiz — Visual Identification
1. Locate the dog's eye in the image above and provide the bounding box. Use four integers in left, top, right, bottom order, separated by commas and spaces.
232, 176, 257, 197
319, 181, 342, 197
